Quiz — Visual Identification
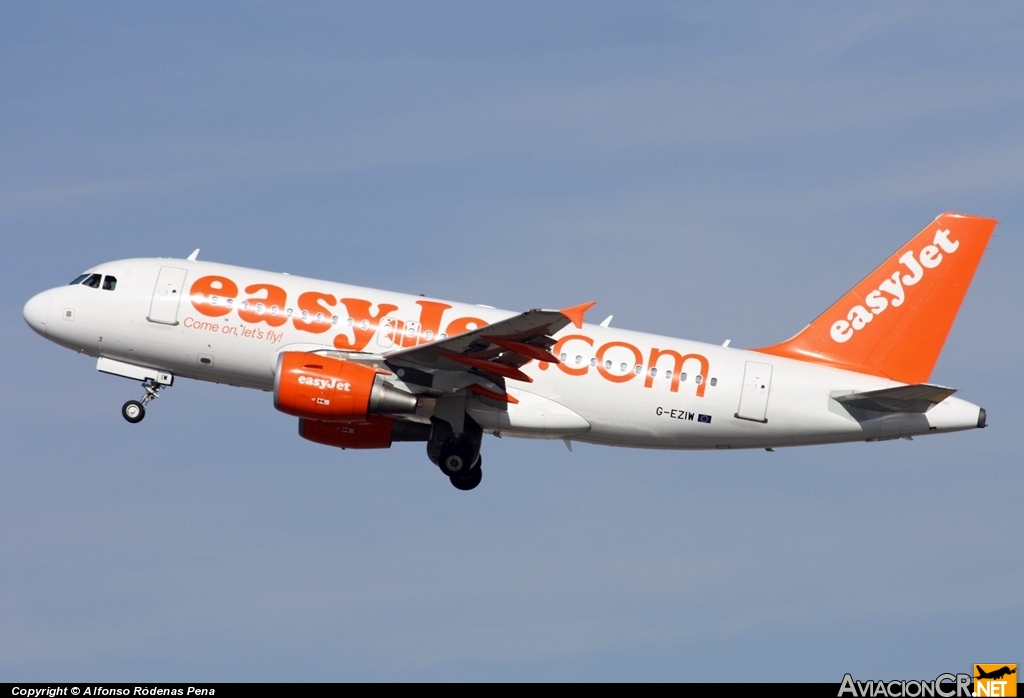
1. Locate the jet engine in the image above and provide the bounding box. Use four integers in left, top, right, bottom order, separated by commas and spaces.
274, 352, 418, 422
299, 415, 431, 449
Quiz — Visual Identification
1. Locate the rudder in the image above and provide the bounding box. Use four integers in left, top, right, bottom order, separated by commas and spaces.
754, 212, 996, 383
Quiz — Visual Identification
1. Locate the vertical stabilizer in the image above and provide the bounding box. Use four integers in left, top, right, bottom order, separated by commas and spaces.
754, 212, 996, 383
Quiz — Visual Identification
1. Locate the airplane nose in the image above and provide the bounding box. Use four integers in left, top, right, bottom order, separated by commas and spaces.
23, 291, 51, 336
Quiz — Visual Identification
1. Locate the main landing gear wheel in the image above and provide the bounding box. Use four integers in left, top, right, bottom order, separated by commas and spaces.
439, 438, 477, 476
122, 400, 145, 423
450, 458, 482, 491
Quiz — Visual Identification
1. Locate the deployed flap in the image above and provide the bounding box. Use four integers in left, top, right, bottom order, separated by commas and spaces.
833, 383, 956, 413
385, 306, 592, 379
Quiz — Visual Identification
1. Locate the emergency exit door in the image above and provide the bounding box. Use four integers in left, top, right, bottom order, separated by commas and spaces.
147, 266, 188, 325
735, 361, 773, 423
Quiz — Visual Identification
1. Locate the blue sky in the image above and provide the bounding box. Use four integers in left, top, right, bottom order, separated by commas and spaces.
1, 2, 1022, 681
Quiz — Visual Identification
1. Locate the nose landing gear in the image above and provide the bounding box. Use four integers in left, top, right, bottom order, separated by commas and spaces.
121, 378, 167, 424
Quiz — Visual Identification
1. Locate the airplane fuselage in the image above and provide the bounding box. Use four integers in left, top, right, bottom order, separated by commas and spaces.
23, 256, 984, 451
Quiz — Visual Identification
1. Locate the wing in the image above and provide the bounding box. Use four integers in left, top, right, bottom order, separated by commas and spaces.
384, 302, 594, 394
833, 383, 956, 413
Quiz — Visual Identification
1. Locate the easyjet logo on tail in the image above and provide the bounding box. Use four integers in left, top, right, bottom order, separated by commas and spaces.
830, 229, 960, 344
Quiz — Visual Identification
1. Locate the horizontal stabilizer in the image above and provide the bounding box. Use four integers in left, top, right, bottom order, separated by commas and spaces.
833, 383, 956, 413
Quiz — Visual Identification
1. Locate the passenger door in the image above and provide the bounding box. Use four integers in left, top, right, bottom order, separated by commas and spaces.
735, 361, 773, 423
147, 266, 188, 325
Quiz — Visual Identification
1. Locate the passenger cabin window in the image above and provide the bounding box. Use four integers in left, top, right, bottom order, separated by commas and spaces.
82, 274, 102, 289
102, 275, 117, 291
69, 274, 90, 285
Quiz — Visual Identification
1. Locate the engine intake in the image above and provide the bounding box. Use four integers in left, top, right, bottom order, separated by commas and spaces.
274, 352, 417, 422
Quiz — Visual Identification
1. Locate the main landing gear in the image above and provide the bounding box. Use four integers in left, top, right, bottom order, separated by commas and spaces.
449, 457, 482, 491
121, 378, 166, 424
427, 416, 484, 491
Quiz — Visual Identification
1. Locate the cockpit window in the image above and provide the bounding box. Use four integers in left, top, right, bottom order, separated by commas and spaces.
82, 273, 102, 289
69, 274, 89, 285
102, 275, 117, 291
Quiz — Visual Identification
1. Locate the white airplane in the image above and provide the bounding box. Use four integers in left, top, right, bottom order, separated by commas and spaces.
23, 213, 995, 490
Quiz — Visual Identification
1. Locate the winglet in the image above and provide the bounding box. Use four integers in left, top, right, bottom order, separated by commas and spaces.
187, 249, 200, 261
560, 301, 596, 329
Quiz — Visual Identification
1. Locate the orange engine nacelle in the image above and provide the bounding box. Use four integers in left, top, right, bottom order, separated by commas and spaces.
299, 415, 433, 449
274, 352, 418, 422
300, 416, 395, 449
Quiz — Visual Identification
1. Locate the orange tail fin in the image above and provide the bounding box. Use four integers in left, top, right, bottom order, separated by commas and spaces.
754, 212, 997, 383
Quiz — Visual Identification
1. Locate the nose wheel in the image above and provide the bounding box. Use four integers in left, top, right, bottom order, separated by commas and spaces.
122, 400, 145, 423
121, 378, 166, 424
